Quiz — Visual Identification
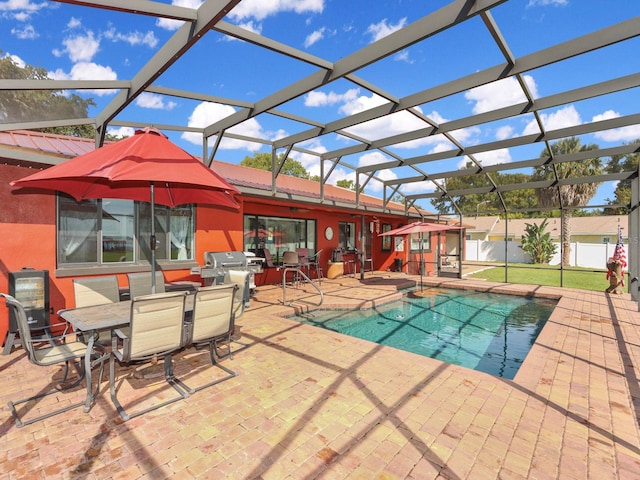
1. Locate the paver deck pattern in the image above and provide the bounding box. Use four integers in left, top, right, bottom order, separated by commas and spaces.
1, 273, 639, 479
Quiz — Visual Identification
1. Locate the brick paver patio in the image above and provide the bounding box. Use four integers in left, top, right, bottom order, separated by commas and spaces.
1, 273, 639, 479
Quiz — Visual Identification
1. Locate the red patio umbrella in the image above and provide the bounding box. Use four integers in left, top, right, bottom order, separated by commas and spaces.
244, 228, 282, 238
11, 127, 241, 292
380, 221, 461, 291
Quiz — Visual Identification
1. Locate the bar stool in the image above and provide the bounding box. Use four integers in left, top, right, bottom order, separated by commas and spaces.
337, 250, 355, 276
282, 251, 302, 287
309, 249, 324, 281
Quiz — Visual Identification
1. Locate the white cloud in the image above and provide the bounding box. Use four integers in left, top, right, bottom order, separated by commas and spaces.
523, 105, 581, 135
400, 179, 436, 196
60, 31, 100, 62
236, 20, 262, 35
107, 126, 135, 138
592, 110, 640, 142
218, 20, 263, 41
289, 138, 327, 176
465, 75, 538, 114
366, 17, 407, 43
592, 110, 619, 123
527, 0, 568, 6
337, 90, 387, 115
155, 0, 202, 30
394, 50, 413, 64
182, 102, 266, 152
2, 52, 26, 68
304, 88, 360, 107
304, 27, 325, 48
0, 0, 48, 16
103, 27, 159, 48
468, 148, 512, 168
135, 92, 177, 110
228, 0, 324, 22
49, 62, 118, 96
326, 166, 355, 186
356, 151, 397, 193
156, 17, 184, 31
496, 125, 515, 140
308, 88, 476, 150
11, 23, 37, 39
67, 17, 81, 29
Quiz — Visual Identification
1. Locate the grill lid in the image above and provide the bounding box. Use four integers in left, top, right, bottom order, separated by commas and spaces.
204, 251, 247, 268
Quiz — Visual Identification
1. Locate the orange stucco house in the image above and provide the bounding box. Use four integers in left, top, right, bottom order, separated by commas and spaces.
0, 130, 459, 350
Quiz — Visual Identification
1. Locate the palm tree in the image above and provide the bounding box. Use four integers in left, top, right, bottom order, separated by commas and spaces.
532, 137, 601, 266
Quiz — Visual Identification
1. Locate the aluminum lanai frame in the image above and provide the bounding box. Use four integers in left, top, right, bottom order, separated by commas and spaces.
1, 0, 639, 300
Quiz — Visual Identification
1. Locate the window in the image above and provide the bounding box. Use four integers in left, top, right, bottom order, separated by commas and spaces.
409, 233, 431, 252
602, 237, 611, 244
57, 194, 194, 267
338, 221, 356, 252
381, 224, 392, 251
243, 214, 316, 264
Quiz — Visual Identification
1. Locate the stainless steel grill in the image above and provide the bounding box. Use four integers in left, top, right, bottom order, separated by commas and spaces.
192, 251, 264, 298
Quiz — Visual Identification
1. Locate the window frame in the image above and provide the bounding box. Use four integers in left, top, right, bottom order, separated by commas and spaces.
381, 224, 392, 251
55, 194, 196, 277
338, 221, 356, 252
409, 232, 431, 252
243, 214, 317, 263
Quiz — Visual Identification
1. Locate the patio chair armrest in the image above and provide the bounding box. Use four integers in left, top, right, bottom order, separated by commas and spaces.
111, 328, 130, 361
49, 320, 72, 336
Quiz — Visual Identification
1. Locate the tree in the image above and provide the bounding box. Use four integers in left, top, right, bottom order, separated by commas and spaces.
429, 162, 537, 217
532, 137, 601, 266
604, 139, 640, 215
240, 152, 310, 179
520, 218, 557, 264
336, 179, 355, 190
0, 52, 95, 132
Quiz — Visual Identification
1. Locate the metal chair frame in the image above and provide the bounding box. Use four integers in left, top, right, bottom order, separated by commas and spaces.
177, 284, 238, 393
2, 293, 108, 427
109, 291, 188, 421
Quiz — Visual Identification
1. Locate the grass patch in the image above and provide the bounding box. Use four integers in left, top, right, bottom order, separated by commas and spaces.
467, 263, 615, 292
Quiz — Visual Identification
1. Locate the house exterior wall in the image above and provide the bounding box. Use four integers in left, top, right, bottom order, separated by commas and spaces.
0, 162, 420, 346
0, 162, 250, 345
242, 197, 408, 280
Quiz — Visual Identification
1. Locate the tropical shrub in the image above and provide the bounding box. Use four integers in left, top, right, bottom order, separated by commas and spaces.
520, 218, 557, 264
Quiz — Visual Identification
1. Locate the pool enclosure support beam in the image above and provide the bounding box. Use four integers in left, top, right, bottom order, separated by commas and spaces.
360, 215, 366, 281
631, 175, 639, 307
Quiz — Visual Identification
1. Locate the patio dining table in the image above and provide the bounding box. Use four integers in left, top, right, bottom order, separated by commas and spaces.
58, 294, 195, 412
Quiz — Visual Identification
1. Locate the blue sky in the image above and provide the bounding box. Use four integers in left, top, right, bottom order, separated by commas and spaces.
2, 0, 640, 210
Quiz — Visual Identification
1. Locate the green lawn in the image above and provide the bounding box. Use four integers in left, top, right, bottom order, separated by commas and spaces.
466, 263, 617, 292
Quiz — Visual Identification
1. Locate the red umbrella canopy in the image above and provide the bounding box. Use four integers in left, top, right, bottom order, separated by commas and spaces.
10, 127, 240, 209
244, 228, 282, 238
379, 222, 461, 236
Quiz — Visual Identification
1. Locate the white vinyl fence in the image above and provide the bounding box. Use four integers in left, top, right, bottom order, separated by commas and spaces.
465, 240, 621, 269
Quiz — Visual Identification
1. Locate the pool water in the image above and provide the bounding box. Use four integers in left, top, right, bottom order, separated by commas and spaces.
292, 287, 557, 379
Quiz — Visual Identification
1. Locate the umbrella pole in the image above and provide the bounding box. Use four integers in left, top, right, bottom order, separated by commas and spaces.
150, 182, 156, 294
420, 233, 424, 292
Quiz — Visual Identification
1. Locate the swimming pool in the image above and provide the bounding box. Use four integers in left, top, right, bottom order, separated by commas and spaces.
292, 287, 557, 379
